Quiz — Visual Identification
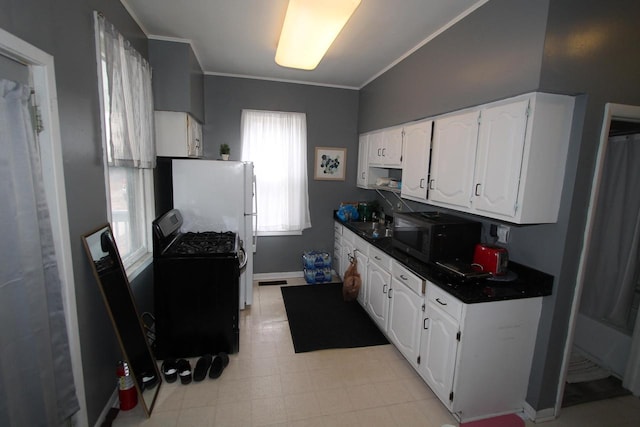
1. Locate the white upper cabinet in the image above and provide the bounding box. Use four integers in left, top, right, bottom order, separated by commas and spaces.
357, 134, 369, 188
472, 98, 529, 217
401, 120, 433, 202
155, 111, 203, 158
368, 126, 403, 168
428, 110, 480, 208
427, 92, 574, 224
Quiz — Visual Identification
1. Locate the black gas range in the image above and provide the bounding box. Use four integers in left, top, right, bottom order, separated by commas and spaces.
152, 209, 241, 359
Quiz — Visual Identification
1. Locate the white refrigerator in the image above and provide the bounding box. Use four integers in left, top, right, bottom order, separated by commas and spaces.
171, 159, 256, 309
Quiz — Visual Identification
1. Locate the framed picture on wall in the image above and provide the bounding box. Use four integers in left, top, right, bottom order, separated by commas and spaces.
314, 147, 346, 181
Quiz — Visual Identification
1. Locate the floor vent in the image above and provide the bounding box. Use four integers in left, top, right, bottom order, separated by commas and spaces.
258, 280, 288, 286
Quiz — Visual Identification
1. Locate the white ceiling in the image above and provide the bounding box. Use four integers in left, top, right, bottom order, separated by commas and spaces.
122, 0, 489, 89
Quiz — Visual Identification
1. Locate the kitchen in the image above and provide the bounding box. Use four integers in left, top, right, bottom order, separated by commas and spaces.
1, 0, 640, 426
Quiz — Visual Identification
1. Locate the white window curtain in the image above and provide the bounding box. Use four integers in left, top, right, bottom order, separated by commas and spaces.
0, 79, 79, 425
95, 12, 155, 169
241, 109, 311, 234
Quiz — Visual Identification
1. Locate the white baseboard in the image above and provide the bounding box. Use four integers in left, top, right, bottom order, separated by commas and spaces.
254, 271, 303, 281
523, 401, 556, 423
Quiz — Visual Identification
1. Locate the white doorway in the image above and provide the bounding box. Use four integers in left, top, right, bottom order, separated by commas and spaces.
556, 103, 640, 416
0, 28, 87, 426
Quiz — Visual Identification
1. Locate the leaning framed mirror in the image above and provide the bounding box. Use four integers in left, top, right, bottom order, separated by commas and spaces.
82, 224, 161, 416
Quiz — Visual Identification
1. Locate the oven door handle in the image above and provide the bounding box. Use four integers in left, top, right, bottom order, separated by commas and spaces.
238, 246, 248, 270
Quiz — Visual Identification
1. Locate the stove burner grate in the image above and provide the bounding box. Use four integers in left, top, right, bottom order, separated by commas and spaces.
166, 231, 237, 255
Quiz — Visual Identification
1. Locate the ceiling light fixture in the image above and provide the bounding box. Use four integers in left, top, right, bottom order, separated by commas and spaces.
275, 0, 361, 71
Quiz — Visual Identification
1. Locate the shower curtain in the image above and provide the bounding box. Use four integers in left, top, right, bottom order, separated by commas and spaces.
580, 133, 640, 330
0, 79, 79, 425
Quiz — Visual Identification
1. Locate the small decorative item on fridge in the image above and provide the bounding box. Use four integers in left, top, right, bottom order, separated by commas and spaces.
302, 251, 332, 284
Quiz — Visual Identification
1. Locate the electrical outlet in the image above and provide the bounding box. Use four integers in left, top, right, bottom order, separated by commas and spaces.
497, 225, 510, 244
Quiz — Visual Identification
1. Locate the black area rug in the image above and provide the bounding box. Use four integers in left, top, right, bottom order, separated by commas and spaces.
281, 283, 388, 353
562, 376, 631, 407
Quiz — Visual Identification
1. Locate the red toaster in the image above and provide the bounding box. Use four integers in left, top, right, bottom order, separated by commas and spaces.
472, 244, 509, 275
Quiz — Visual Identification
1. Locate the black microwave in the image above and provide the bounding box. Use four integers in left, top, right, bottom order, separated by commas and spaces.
392, 211, 481, 264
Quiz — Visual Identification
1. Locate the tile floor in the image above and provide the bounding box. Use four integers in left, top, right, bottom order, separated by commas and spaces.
113, 279, 640, 426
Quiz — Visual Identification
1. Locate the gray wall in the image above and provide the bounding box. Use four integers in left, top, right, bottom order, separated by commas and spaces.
149, 39, 205, 122
203, 76, 368, 273
358, 0, 640, 413
358, 0, 549, 132
0, 0, 152, 424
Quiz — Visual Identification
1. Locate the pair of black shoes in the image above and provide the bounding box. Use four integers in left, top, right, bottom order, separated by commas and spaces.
194, 353, 229, 381
161, 353, 229, 385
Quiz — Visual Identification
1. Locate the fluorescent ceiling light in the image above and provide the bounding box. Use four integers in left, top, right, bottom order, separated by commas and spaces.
275, 0, 361, 70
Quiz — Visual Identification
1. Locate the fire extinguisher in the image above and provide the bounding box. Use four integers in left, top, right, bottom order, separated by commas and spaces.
116, 361, 138, 410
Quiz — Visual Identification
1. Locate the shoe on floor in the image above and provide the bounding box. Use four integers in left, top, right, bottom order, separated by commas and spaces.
209, 352, 228, 379
193, 354, 212, 382
161, 359, 178, 383
177, 359, 192, 384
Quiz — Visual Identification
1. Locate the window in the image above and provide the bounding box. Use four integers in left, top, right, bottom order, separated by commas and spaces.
94, 13, 155, 274
241, 109, 311, 235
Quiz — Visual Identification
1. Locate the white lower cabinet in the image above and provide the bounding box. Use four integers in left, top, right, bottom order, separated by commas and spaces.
387, 260, 424, 369
366, 261, 391, 331
418, 281, 542, 422
419, 284, 462, 406
334, 222, 542, 422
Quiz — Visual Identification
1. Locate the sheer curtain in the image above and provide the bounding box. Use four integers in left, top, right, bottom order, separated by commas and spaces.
95, 12, 155, 169
241, 109, 311, 234
0, 79, 79, 425
580, 133, 640, 329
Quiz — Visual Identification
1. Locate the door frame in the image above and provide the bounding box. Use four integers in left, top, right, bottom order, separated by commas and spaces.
555, 102, 640, 417
0, 28, 87, 426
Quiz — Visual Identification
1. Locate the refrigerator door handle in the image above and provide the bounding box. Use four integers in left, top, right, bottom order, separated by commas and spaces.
252, 174, 258, 252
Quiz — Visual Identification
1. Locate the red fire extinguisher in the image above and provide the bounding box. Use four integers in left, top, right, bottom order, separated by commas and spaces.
116, 361, 138, 410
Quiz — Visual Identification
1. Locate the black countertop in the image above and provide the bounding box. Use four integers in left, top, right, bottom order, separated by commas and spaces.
336, 218, 553, 304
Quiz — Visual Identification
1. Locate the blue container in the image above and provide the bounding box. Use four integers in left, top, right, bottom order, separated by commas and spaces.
303, 267, 332, 284
302, 251, 332, 269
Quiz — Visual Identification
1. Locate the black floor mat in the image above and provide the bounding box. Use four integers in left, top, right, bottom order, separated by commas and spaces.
562, 376, 631, 407
281, 283, 388, 353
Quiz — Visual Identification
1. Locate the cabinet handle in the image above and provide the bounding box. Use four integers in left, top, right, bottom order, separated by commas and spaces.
377, 148, 382, 156
435, 297, 447, 306
429, 179, 435, 190
361, 172, 365, 179
475, 183, 481, 196
423, 318, 429, 329
374, 256, 382, 261
419, 178, 425, 189
388, 288, 393, 299
383, 284, 388, 294
382, 148, 386, 157
399, 274, 408, 281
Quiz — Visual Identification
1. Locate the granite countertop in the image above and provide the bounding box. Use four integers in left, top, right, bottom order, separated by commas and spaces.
336, 218, 553, 304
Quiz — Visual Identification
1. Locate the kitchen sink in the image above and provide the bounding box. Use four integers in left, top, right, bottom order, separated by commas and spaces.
349, 221, 392, 240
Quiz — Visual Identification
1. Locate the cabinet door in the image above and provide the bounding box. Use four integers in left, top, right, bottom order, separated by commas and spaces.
366, 261, 391, 332
401, 121, 432, 201
186, 115, 202, 157
387, 280, 423, 368
381, 127, 403, 167
357, 134, 369, 188
419, 302, 459, 408
472, 99, 529, 217
354, 249, 368, 308
429, 110, 479, 208
368, 130, 384, 166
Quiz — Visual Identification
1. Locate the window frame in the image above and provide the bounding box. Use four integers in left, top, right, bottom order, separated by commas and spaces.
94, 26, 154, 280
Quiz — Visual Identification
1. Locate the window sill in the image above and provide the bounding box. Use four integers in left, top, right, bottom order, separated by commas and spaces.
257, 231, 302, 237
124, 252, 153, 282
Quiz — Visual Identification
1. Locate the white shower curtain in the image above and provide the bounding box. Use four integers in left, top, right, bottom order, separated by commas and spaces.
0, 79, 79, 425
580, 133, 640, 329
